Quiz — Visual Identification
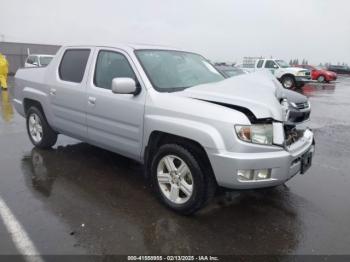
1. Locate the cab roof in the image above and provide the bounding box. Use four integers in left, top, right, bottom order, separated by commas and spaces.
62, 42, 186, 52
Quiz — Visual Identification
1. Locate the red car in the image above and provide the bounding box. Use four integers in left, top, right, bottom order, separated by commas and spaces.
295, 64, 337, 82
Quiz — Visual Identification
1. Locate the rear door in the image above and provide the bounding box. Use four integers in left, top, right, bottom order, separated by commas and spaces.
48, 47, 93, 140
85, 47, 146, 160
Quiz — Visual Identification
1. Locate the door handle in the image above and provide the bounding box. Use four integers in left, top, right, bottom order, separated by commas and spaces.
49, 88, 56, 96
88, 96, 97, 105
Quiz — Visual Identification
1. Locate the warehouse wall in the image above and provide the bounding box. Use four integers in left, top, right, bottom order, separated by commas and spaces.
0, 42, 60, 74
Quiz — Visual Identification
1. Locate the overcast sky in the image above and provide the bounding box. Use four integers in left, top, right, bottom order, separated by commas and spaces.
1, 0, 349, 64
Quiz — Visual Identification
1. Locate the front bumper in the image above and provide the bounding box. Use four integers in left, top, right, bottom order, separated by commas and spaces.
207, 129, 314, 189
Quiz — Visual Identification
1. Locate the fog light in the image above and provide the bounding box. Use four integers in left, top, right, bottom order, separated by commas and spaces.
237, 169, 271, 181
254, 169, 271, 180
237, 169, 254, 180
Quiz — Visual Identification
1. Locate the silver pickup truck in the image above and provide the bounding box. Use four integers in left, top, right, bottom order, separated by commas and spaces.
12, 44, 314, 214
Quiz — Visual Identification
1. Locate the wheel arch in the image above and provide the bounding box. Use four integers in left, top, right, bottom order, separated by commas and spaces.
23, 98, 57, 134
144, 131, 217, 185
281, 73, 295, 81
23, 98, 44, 115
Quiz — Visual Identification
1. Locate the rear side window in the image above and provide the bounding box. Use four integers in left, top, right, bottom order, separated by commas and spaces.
94, 50, 136, 89
256, 60, 264, 68
59, 49, 90, 83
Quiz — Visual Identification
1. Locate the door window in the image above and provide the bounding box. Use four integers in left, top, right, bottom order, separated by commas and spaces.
265, 60, 278, 69
94, 50, 136, 90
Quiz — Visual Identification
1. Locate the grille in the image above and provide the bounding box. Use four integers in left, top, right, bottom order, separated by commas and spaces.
305, 71, 311, 76
294, 101, 309, 110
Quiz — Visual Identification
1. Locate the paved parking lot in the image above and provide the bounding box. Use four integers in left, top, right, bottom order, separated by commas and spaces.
0, 77, 350, 258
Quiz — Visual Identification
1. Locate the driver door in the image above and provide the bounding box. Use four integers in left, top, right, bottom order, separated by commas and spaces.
85, 48, 146, 161
264, 60, 279, 75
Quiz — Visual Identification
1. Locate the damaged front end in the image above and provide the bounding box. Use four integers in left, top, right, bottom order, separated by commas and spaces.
280, 98, 311, 147
284, 125, 306, 146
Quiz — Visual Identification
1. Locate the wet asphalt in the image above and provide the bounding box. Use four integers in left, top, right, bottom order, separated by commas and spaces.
0, 77, 350, 256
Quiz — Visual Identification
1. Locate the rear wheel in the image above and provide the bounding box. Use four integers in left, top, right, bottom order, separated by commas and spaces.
150, 144, 216, 215
281, 75, 295, 89
26, 107, 57, 149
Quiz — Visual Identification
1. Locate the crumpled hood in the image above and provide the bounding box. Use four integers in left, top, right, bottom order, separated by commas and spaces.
177, 71, 286, 121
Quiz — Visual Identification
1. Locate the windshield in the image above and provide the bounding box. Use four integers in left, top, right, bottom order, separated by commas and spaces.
39, 56, 53, 66
135, 50, 224, 92
276, 60, 290, 68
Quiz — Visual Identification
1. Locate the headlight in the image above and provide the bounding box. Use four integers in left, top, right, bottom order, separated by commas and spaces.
235, 124, 273, 145
296, 71, 306, 76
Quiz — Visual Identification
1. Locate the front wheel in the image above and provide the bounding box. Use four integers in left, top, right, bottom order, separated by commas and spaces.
26, 107, 58, 149
150, 144, 216, 215
281, 76, 295, 89
317, 75, 325, 82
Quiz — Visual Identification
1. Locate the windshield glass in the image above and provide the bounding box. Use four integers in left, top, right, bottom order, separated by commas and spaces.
275, 60, 290, 68
39, 56, 53, 66
135, 50, 224, 92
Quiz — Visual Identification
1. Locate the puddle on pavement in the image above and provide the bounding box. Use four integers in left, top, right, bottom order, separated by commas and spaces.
20, 144, 302, 254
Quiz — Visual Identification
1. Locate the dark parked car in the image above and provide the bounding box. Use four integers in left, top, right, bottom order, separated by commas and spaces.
327, 65, 350, 75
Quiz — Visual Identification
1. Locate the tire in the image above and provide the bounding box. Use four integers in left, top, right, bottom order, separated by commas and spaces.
281, 75, 295, 89
317, 75, 325, 82
150, 144, 216, 215
26, 106, 58, 149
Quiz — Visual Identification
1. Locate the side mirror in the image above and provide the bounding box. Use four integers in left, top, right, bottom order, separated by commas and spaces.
273, 64, 279, 69
111, 78, 140, 95
33, 62, 39, 67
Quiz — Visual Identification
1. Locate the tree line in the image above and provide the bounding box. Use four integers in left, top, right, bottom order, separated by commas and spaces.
289, 59, 349, 67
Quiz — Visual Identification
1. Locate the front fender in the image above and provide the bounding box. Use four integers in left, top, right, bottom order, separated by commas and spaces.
143, 114, 226, 157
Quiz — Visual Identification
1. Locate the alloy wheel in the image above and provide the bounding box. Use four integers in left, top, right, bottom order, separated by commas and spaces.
28, 113, 43, 143
157, 155, 194, 204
